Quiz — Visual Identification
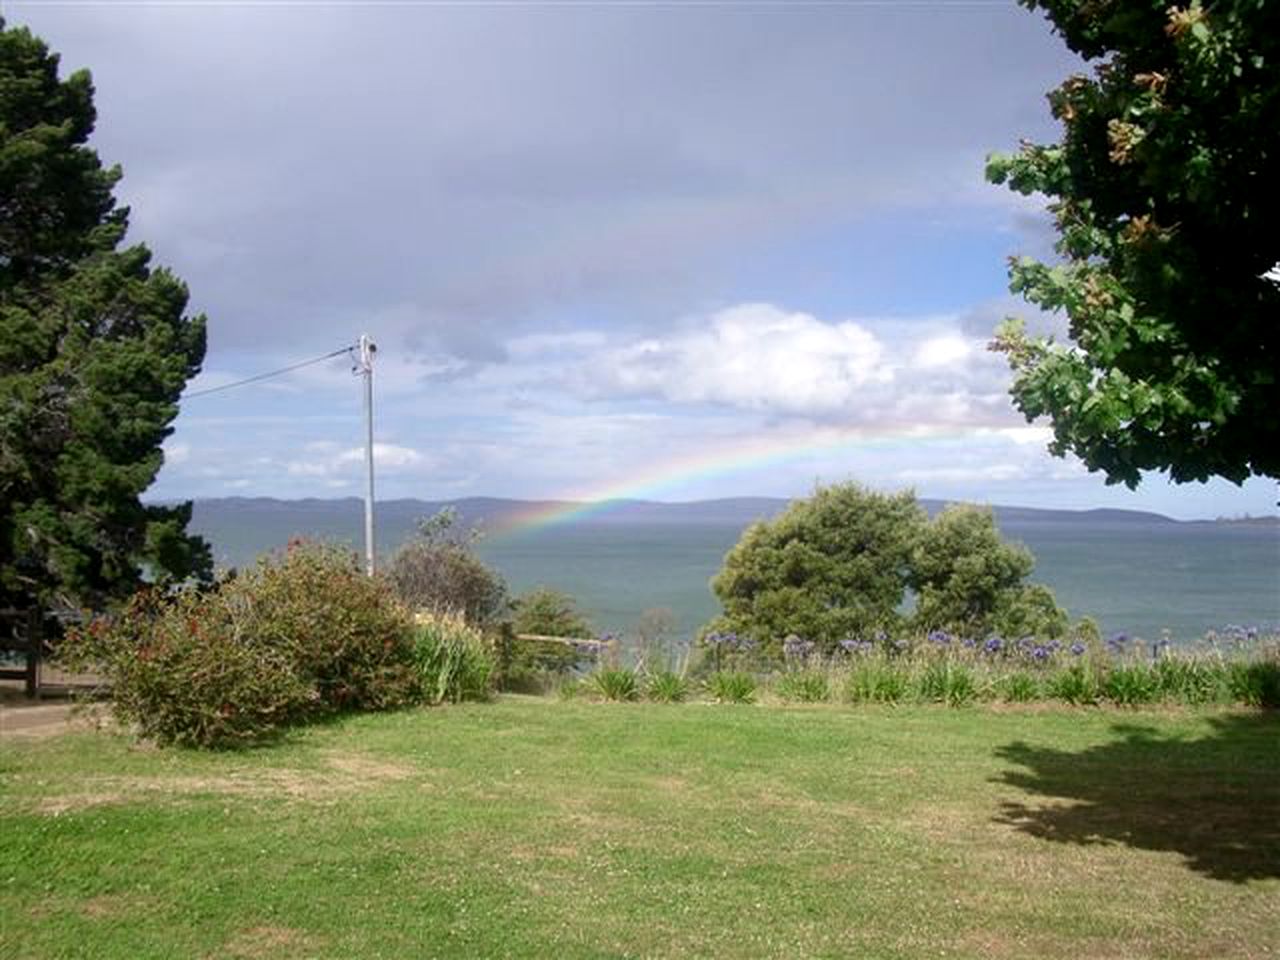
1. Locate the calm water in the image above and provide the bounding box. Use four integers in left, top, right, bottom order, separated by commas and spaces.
477, 518, 1279, 642
190, 499, 1279, 643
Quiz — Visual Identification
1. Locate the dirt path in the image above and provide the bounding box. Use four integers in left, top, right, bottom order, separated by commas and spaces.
0, 684, 111, 739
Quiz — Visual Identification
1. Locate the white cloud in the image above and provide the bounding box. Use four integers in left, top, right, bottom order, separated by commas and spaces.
897, 463, 1028, 484
285, 461, 331, 477
913, 334, 971, 369
989, 426, 1054, 446
163, 441, 190, 465
598, 303, 891, 415
337, 443, 425, 470
283, 443, 425, 479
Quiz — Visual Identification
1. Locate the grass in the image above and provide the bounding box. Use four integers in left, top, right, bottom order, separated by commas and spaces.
1, 700, 1277, 959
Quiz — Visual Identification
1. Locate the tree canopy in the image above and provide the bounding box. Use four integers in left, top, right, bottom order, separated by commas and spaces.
709, 483, 1066, 653
0, 20, 210, 610
987, 0, 1278, 487
386, 509, 509, 625
511, 587, 594, 640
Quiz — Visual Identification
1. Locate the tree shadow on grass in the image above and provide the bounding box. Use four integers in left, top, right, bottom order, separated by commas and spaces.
993, 713, 1280, 883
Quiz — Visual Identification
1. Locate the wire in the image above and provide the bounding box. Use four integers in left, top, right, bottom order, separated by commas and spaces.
183, 345, 356, 400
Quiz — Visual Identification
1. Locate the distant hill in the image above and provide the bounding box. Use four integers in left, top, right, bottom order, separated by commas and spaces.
184, 495, 1181, 570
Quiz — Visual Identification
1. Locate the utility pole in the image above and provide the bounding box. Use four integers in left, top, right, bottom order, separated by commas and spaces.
358, 333, 377, 576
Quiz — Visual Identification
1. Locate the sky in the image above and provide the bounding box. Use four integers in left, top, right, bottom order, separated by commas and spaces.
9, 0, 1277, 520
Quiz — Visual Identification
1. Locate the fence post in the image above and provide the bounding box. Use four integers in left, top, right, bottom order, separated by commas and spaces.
24, 608, 41, 698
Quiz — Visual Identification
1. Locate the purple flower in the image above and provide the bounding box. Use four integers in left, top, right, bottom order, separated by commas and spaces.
705, 631, 755, 653
1031, 645, 1050, 662
983, 636, 1003, 655
961, 637, 977, 649
928, 629, 953, 646
1070, 642, 1086, 656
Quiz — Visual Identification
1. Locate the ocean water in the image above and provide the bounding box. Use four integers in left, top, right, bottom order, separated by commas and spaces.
477, 518, 1279, 642
189, 498, 1280, 643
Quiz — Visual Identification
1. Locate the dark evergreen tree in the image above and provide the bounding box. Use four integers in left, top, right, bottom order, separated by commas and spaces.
1, 19, 211, 610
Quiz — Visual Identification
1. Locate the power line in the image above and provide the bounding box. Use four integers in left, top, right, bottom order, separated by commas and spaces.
183, 345, 355, 399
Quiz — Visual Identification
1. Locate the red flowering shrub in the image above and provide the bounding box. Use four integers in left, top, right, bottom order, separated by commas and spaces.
61, 541, 419, 747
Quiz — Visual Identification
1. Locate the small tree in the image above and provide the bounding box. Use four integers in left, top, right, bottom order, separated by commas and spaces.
910, 505, 1066, 639
510, 586, 593, 639
711, 484, 926, 653
709, 483, 1068, 653
987, 0, 1279, 486
0, 20, 210, 610
386, 509, 508, 625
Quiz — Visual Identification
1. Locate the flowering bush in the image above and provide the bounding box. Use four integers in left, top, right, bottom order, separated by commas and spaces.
60, 588, 315, 748
60, 541, 419, 747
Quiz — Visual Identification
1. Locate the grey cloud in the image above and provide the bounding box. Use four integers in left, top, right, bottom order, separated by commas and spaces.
16, 2, 1081, 364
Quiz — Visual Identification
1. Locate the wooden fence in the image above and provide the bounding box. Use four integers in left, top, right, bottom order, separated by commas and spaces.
0, 608, 43, 697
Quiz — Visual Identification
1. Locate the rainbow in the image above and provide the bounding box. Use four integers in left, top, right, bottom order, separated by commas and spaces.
489, 423, 992, 537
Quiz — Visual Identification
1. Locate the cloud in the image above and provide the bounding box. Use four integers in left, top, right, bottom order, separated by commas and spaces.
162, 441, 191, 465
14, 2, 1081, 366
913, 335, 971, 370
595, 304, 891, 415
896, 463, 1028, 484
284, 443, 426, 480
540, 302, 1018, 436
337, 443, 425, 470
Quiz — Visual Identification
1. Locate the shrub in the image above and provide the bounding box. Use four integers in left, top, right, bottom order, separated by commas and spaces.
995, 671, 1040, 703
706, 671, 757, 704
1227, 661, 1280, 708
709, 484, 1069, 655
225, 541, 419, 713
387, 527, 508, 627
913, 661, 977, 707
59, 541, 419, 747
495, 629, 601, 694
1101, 664, 1159, 706
776, 669, 831, 703
1153, 658, 1225, 705
61, 589, 314, 748
845, 660, 909, 704
646, 670, 690, 703
413, 610, 494, 705
1047, 664, 1100, 705
511, 587, 593, 639
590, 667, 640, 702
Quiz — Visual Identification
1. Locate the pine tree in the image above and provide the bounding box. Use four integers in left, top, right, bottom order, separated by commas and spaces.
1, 19, 211, 610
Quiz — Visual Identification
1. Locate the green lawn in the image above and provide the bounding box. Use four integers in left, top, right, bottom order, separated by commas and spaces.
1, 700, 1276, 959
